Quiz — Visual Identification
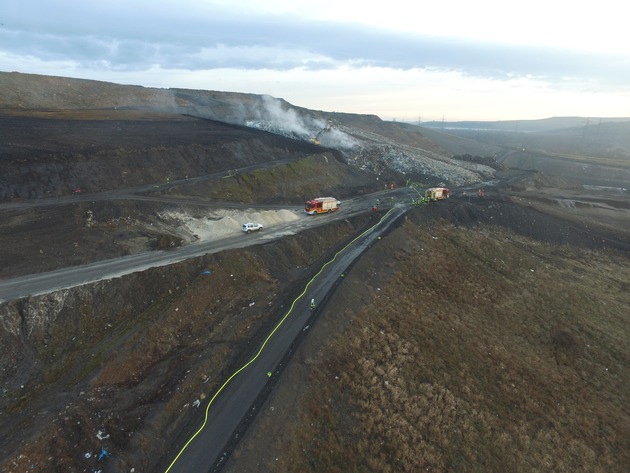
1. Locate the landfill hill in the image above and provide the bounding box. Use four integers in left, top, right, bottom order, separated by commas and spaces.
0, 71, 629, 472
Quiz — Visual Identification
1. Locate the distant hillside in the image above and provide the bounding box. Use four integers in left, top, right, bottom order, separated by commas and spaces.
420, 116, 630, 133
0, 71, 442, 152
0, 71, 501, 190
534, 121, 630, 158
434, 121, 630, 161
412, 124, 503, 158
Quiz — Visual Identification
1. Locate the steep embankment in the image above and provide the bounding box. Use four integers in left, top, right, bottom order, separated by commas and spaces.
1, 71, 499, 195
0, 112, 328, 200
0, 213, 376, 473
224, 198, 630, 473
0, 152, 379, 279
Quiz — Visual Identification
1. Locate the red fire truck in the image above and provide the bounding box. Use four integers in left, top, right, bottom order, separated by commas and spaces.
304, 197, 341, 215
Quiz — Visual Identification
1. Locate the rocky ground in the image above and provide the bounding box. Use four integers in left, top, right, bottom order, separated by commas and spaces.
1, 73, 629, 472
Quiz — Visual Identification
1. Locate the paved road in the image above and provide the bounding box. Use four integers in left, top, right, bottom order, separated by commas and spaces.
161, 205, 408, 473
0, 177, 413, 473
0, 188, 415, 303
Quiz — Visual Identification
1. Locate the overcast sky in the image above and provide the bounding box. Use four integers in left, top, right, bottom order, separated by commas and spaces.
1, 0, 629, 121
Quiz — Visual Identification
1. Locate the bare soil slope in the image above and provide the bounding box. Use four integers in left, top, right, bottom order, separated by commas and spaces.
224, 198, 630, 473
1, 72, 629, 473
0, 111, 338, 200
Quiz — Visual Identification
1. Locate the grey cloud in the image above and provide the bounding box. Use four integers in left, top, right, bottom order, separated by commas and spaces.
1, 0, 627, 88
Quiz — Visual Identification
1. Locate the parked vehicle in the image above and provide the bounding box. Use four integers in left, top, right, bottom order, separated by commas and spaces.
304, 197, 341, 215
242, 222, 263, 233
424, 187, 450, 201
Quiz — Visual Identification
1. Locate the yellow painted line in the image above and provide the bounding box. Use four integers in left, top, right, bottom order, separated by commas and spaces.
164, 207, 397, 472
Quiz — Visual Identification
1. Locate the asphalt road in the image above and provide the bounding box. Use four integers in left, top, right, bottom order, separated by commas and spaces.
0, 188, 415, 303
161, 204, 408, 473
0, 179, 413, 473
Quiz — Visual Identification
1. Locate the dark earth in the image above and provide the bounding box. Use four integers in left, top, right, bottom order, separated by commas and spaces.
1, 72, 629, 472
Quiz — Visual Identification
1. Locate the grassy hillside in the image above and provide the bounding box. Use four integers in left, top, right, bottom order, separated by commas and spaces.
225, 203, 630, 473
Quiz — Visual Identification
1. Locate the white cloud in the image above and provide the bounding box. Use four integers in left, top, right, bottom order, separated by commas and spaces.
227, 0, 629, 54
1, 0, 629, 120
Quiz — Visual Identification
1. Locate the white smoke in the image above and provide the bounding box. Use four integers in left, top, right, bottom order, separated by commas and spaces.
242, 95, 358, 149
254, 95, 313, 138
315, 127, 359, 150
166, 87, 359, 150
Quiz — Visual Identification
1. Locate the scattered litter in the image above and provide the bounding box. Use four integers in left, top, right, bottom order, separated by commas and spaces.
432, 236, 438, 240
248, 302, 255, 307
96, 430, 110, 440
84, 452, 92, 459
200, 270, 212, 275
98, 448, 110, 461
193, 399, 201, 408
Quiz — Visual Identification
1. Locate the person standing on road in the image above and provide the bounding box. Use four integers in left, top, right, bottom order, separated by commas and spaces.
310, 298, 316, 310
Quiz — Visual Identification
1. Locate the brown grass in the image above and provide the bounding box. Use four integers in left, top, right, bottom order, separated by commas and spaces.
257, 219, 630, 472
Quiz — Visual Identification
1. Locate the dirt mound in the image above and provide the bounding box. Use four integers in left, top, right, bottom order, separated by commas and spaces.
413, 195, 630, 251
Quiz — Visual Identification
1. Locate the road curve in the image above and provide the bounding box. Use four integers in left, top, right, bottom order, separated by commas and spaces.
0, 188, 415, 303
160, 204, 408, 473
